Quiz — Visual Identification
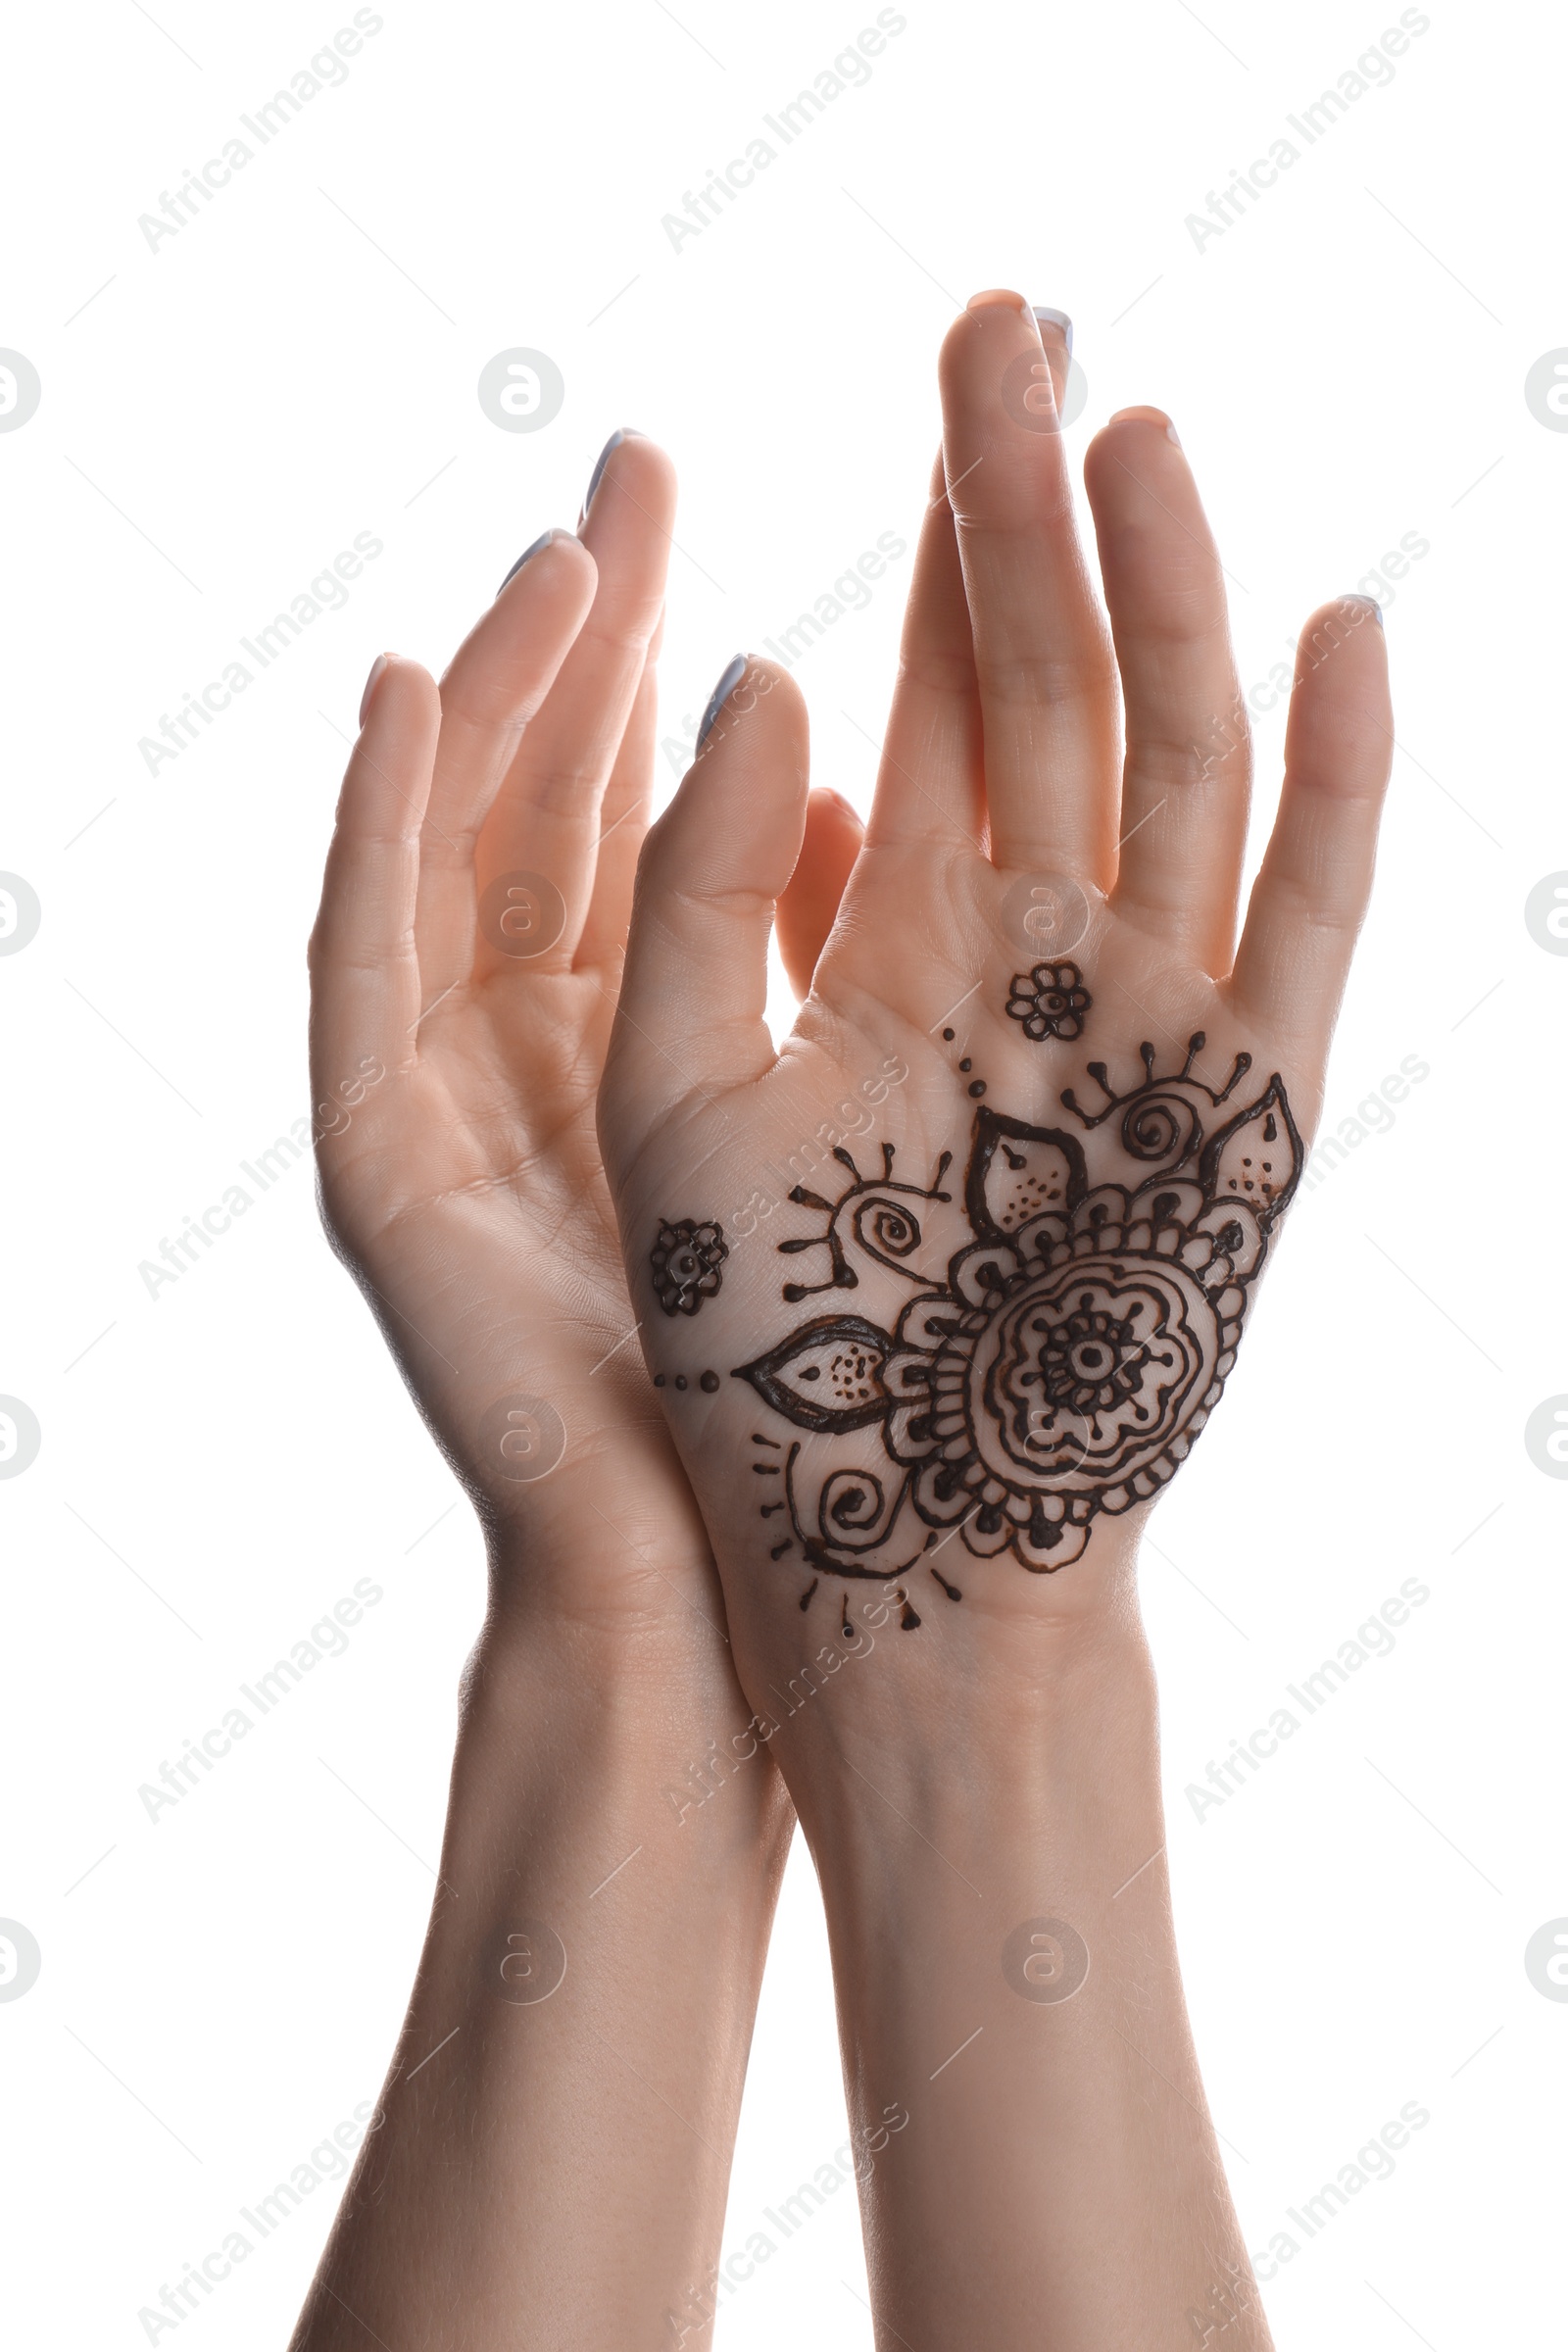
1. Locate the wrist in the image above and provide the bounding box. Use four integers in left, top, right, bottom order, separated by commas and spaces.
473, 1448, 722, 1644
733, 1541, 1152, 1828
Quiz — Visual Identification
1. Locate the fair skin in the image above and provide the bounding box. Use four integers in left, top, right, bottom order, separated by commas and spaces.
599, 294, 1393, 2349
292, 432, 852, 2348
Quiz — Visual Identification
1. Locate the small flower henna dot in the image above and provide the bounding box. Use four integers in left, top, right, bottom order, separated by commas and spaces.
650, 1218, 728, 1317
1006, 959, 1092, 1044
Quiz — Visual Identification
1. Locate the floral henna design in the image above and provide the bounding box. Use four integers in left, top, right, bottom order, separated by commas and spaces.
1005, 958, 1091, 1043
734, 1037, 1301, 1598
650, 1218, 729, 1317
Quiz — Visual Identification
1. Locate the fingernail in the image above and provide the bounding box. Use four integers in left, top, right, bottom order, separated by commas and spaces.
1343, 593, 1385, 627
497, 530, 555, 595
583, 428, 635, 515
824, 789, 861, 822
697, 655, 748, 751
1108, 405, 1180, 448
1032, 306, 1073, 358
359, 653, 389, 727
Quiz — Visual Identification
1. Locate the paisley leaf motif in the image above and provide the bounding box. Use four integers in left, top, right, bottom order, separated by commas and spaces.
1199, 1076, 1301, 1226
733, 1316, 895, 1433
964, 1108, 1088, 1238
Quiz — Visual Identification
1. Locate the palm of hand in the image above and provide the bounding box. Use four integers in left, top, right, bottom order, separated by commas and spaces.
308, 457, 712, 1600
318, 969, 664, 1513
614, 849, 1302, 1639
604, 298, 1391, 1683
310, 441, 857, 1609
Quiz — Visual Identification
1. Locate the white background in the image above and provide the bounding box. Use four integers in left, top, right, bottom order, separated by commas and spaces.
3, 0, 1565, 2343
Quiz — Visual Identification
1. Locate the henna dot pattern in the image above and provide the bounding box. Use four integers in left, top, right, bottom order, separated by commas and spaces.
650, 1218, 728, 1317
736, 1037, 1301, 1593
1006, 959, 1092, 1044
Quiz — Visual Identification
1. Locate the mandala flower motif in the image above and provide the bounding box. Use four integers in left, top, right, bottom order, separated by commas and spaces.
735, 1038, 1301, 1584
1006, 959, 1092, 1043
651, 1218, 728, 1316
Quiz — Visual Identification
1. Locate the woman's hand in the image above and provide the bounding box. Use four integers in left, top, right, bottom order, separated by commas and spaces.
596, 291, 1390, 2352
296, 433, 862, 2350
600, 295, 1393, 1724
310, 430, 856, 1639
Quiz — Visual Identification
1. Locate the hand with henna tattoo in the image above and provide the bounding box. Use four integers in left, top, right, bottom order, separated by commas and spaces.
602, 296, 1391, 1658
598, 298, 1394, 2350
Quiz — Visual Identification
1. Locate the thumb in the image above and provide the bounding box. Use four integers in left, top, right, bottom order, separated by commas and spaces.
604, 656, 810, 1142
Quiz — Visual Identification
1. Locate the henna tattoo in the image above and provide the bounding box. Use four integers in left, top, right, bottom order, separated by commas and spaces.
777, 1143, 952, 1301
734, 1037, 1300, 1600
1005, 958, 1091, 1043
650, 1218, 728, 1316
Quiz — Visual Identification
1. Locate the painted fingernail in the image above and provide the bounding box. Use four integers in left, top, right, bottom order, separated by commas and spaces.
584, 428, 639, 515
359, 653, 389, 727
1032, 307, 1073, 358
497, 530, 555, 595
697, 655, 748, 751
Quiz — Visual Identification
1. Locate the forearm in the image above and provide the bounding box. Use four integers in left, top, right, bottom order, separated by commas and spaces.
794, 1590, 1269, 2352
291, 1568, 794, 2350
